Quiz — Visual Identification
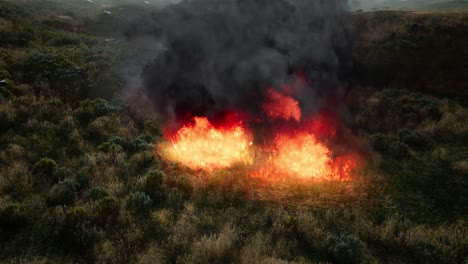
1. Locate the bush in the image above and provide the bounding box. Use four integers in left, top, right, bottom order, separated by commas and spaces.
85, 186, 109, 201
389, 141, 410, 159
126, 191, 153, 215
369, 133, 397, 153
329, 234, 368, 264
51, 35, 82, 46
0, 203, 27, 229
109, 136, 127, 148
137, 169, 166, 202
47, 179, 79, 206
130, 136, 150, 152
62, 207, 103, 250
95, 197, 120, 223
20, 51, 81, 88
399, 129, 429, 149
98, 142, 123, 153
0, 69, 10, 79
75, 99, 117, 123
32, 158, 57, 176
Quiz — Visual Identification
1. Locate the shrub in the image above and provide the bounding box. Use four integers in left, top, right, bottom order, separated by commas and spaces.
47, 179, 79, 206
0, 69, 10, 79
388, 141, 410, 159
85, 186, 109, 201
185, 226, 238, 264
75, 98, 117, 123
130, 136, 150, 152
20, 51, 81, 89
62, 207, 103, 250
109, 136, 127, 148
399, 129, 429, 149
126, 191, 153, 215
137, 169, 166, 202
51, 34, 81, 46
0, 203, 27, 229
32, 158, 57, 176
0, 103, 15, 132
369, 133, 396, 153
75, 172, 90, 190
98, 142, 123, 153
95, 197, 120, 223
329, 234, 368, 264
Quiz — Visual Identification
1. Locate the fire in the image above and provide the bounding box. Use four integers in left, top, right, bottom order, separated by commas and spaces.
161, 117, 253, 170
271, 132, 333, 179
253, 132, 355, 181
157, 83, 359, 182
262, 88, 301, 122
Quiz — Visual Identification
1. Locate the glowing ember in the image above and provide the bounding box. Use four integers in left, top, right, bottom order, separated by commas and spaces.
263, 89, 301, 122
161, 117, 253, 170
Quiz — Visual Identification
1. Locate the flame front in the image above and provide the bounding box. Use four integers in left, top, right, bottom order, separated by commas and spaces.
252, 132, 355, 181
162, 117, 253, 170
271, 133, 333, 179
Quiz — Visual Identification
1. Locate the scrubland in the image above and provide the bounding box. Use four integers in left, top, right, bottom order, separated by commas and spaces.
0, 1, 467, 263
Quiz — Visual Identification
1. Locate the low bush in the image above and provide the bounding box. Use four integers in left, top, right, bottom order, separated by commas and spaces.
95, 197, 120, 223
329, 234, 369, 264
85, 186, 109, 201
32, 158, 57, 176
126, 191, 153, 216
47, 179, 79, 206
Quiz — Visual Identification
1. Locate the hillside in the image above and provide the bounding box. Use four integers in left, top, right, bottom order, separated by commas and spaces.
0, 1, 467, 263
354, 0, 468, 10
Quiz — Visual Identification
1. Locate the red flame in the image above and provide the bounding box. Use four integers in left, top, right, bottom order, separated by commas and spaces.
157, 79, 360, 182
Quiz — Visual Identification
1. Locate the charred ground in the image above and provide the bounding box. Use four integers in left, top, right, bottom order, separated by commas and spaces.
0, 1, 467, 263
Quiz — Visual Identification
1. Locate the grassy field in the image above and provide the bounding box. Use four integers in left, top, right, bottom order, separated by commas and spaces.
0, 1, 467, 263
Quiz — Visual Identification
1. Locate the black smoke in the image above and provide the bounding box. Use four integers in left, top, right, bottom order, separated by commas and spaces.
124, 0, 354, 122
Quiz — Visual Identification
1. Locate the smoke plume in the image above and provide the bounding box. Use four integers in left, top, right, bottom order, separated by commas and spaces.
124, 0, 354, 122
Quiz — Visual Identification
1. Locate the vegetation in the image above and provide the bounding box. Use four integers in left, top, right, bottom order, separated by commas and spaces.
0, 1, 467, 263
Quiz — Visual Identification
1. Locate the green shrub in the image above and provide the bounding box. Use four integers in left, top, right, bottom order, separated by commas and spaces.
62, 207, 103, 250
109, 136, 127, 148
95, 197, 120, 223
20, 51, 81, 87
75, 98, 117, 123
0, 69, 10, 79
51, 34, 82, 46
137, 169, 166, 202
329, 234, 368, 264
0, 86, 12, 99
75, 173, 90, 190
126, 191, 153, 215
98, 141, 123, 153
130, 136, 150, 152
85, 186, 109, 201
32, 158, 57, 176
369, 133, 397, 153
399, 129, 429, 149
389, 141, 410, 159
47, 179, 79, 206
0, 203, 27, 229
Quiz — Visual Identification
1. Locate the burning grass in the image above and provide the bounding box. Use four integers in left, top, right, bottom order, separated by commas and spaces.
158, 114, 363, 184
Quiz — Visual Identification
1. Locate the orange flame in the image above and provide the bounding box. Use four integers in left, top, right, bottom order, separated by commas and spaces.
262, 89, 301, 122
160, 117, 253, 170
252, 132, 356, 181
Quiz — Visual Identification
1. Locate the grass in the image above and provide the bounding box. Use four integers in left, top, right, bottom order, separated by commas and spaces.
0, 1, 467, 263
